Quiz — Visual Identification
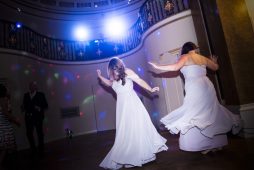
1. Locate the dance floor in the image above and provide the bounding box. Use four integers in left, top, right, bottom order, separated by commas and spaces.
5, 130, 254, 170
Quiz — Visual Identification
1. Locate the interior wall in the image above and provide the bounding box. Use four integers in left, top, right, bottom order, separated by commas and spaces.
0, 48, 150, 150
216, 0, 254, 104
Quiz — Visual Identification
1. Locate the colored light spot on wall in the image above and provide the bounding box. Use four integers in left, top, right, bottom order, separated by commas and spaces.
99, 111, 106, 119
79, 112, 84, 116
82, 95, 94, 104
65, 93, 72, 101
10, 64, 21, 71
24, 70, 30, 75
63, 77, 68, 84
54, 73, 59, 79
63, 71, 74, 81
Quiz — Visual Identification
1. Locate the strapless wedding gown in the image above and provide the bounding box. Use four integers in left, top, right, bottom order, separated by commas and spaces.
161, 65, 242, 151
100, 75, 168, 169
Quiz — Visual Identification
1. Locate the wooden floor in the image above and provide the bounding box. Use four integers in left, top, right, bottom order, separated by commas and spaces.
3, 130, 254, 170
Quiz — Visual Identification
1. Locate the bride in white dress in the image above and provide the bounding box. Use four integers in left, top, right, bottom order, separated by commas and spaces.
97, 57, 168, 169
149, 42, 242, 154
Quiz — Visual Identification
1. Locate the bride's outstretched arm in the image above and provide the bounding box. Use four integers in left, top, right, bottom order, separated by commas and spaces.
125, 68, 159, 93
96, 69, 113, 87
148, 55, 188, 71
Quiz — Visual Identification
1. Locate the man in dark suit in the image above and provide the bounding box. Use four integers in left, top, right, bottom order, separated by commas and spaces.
22, 81, 48, 156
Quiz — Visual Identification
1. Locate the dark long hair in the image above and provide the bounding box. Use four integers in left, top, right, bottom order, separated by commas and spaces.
181, 42, 198, 55
108, 57, 126, 85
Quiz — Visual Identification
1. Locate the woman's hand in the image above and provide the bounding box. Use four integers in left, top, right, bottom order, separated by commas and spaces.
97, 69, 102, 77
210, 55, 218, 64
148, 62, 158, 69
151, 86, 159, 93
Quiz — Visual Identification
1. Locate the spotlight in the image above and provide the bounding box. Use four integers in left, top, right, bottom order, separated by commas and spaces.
16, 22, 22, 28
104, 17, 127, 39
73, 25, 89, 41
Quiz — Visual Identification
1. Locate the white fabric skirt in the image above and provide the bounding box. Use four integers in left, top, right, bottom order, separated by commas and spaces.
179, 127, 228, 151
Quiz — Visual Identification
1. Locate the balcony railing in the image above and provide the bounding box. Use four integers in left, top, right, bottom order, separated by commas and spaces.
0, 0, 189, 61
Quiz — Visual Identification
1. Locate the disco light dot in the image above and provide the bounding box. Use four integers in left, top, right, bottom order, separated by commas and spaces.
54, 73, 59, 79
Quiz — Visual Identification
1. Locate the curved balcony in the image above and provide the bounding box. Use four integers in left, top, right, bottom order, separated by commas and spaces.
0, 0, 189, 62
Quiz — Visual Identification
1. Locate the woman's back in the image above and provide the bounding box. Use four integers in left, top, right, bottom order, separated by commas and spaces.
184, 51, 208, 66
183, 51, 218, 71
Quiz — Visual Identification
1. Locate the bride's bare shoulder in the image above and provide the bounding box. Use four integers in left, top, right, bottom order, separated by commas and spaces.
125, 68, 135, 75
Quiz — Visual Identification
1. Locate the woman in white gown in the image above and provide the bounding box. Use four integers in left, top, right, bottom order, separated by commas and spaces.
149, 42, 242, 154
97, 57, 168, 169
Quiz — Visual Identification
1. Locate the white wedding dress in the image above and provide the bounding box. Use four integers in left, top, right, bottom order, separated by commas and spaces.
100, 75, 168, 169
161, 65, 242, 151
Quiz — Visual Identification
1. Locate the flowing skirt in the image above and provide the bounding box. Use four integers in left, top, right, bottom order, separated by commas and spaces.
100, 90, 168, 169
161, 76, 242, 151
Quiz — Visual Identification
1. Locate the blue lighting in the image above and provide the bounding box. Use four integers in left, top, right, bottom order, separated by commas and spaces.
73, 25, 89, 41
104, 17, 127, 39
99, 112, 106, 119
16, 22, 22, 28
64, 93, 72, 101
152, 112, 159, 118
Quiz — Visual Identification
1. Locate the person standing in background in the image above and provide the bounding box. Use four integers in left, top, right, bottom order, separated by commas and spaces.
22, 81, 48, 157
